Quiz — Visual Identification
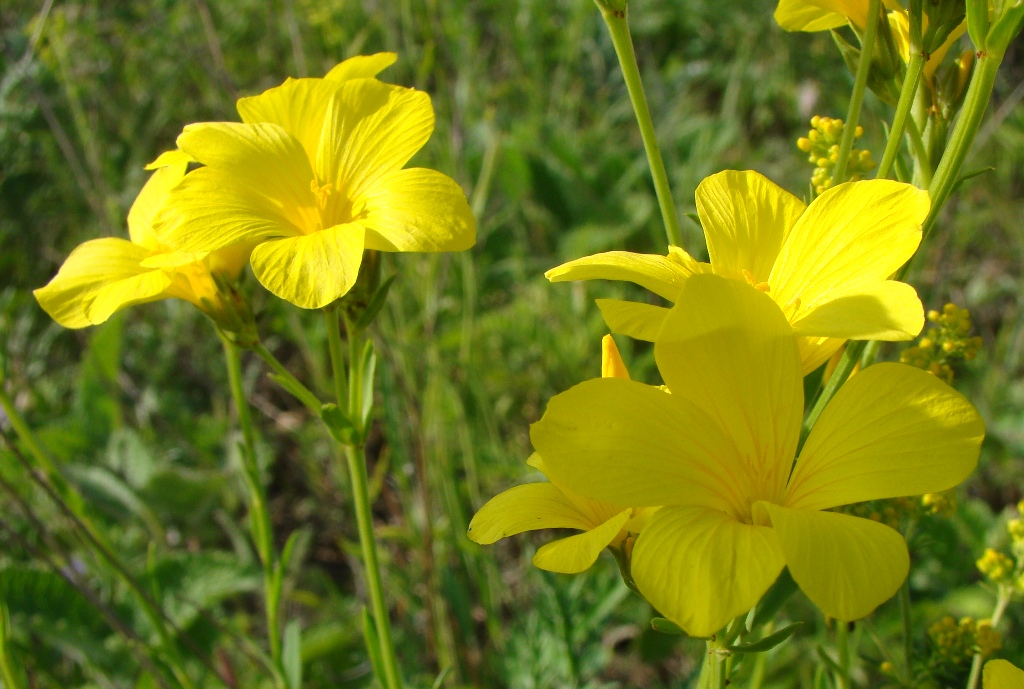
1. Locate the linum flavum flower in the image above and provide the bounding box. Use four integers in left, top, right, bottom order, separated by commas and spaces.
34, 152, 253, 334
547, 170, 929, 374
532, 274, 983, 636
468, 336, 655, 574
153, 53, 475, 309
984, 660, 1024, 689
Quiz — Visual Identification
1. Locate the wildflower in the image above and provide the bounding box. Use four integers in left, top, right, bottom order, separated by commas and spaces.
547, 170, 929, 374
467, 336, 655, 574
928, 616, 1001, 669
901, 303, 982, 384
153, 53, 475, 309
922, 491, 958, 517
34, 153, 254, 339
532, 275, 982, 636
797, 116, 875, 194
976, 548, 1015, 584
984, 660, 1024, 689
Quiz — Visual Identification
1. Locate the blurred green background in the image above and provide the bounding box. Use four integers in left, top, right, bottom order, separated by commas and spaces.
1, 0, 1023, 686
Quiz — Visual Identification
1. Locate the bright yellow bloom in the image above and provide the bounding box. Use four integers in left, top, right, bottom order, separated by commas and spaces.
547, 170, 929, 374
984, 660, 1024, 689
532, 274, 983, 636
34, 154, 251, 328
468, 336, 654, 574
153, 53, 475, 309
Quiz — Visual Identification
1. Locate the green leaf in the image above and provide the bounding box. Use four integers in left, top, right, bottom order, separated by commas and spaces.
752, 568, 798, 630
816, 644, 844, 674
359, 341, 377, 430
283, 620, 302, 689
727, 622, 803, 653
361, 607, 387, 689
431, 667, 452, 689
355, 273, 397, 330
320, 403, 356, 445
951, 167, 995, 196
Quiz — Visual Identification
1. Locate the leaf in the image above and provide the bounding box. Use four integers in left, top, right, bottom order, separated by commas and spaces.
320, 403, 357, 444
727, 622, 803, 653
431, 667, 452, 689
361, 607, 387, 689
144, 551, 261, 629
816, 644, 844, 674
752, 568, 798, 630
951, 167, 995, 196
355, 273, 397, 330
359, 340, 377, 430
283, 620, 302, 689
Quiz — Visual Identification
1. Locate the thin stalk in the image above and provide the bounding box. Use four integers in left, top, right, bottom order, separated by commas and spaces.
254, 343, 323, 415
922, 50, 1003, 240
800, 341, 868, 448
836, 621, 851, 689
595, 1, 683, 248
0, 384, 61, 480
833, 0, 882, 183
904, 115, 933, 187
221, 337, 284, 677
965, 588, 1011, 689
878, 51, 926, 179
325, 309, 403, 689
899, 582, 913, 676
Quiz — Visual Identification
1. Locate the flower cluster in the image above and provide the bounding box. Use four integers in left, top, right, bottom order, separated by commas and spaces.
901, 303, 983, 383
797, 116, 875, 194
975, 500, 1024, 593
927, 616, 1002, 671
35, 53, 475, 330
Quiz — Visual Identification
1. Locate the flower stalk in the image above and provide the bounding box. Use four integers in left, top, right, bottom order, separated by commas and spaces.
595, 0, 683, 248
877, 50, 925, 179
833, 0, 883, 184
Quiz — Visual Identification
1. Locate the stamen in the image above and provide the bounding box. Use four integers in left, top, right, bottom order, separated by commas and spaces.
310, 179, 334, 209
741, 269, 771, 293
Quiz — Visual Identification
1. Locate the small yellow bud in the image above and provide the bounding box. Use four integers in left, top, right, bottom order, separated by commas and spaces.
976, 548, 1015, 583
797, 137, 812, 152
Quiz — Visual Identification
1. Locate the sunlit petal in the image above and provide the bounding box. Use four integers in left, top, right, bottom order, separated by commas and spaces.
760, 503, 908, 621
774, 0, 850, 31
532, 510, 632, 574
656, 275, 803, 508
632, 506, 785, 637
596, 299, 669, 342
983, 660, 1024, 689
323, 52, 398, 82
790, 279, 924, 341
696, 170, 805, 284
127, 161, 188, 250
248, 223, 365, 309
467, 482, 599, 544
786, 363, 984, 511
546, 251, 695, 301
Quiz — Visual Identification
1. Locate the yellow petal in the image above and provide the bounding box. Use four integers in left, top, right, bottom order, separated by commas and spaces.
983, 660, 1024, 689
760, 503, 908, 621
769, 180, 928, 336
655, 275, 803, 511
786, 362, 984, 511
797, 335, 845, 377
127, 163, 188, 250
248, 223, 365, 309
532, 509, 632, 574
139, 250, 208, 269
323, 52, 398, 82
358, 168, 475, 252
316, 79, 434, 212
237, 78, 342, 162
34, 238, 171, 328
695, 170, 806, 284
926, 22, 968, 80
632, 507, 785, 637
774, 0, 850, 31
789, 278, 924, 341
601, 334, 630, 379
530, 377, 740, 513
467, 482, 599, 544
144, 148, 195, 170
595, 299, 669, 342
545, 250, 695, 302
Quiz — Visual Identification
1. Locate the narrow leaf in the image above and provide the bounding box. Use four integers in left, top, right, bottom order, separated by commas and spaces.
283, 621, 302, 689
727, 622, 803, 653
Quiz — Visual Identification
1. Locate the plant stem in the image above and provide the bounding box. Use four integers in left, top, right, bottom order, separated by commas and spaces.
254, 343, 323, 415
324, 309, 403, 689
834, 0, 882, 183
899, 582, 913, 678
221, 337, 284, 676
965, 587, 1011, 689
878, 51, 925, 179
922, 49, 1002, 241
800, 340, 868, 449
596, 1, 683, 248
836, 621, 851, 689
0, 384, 61, 481
903, 114, 933, 187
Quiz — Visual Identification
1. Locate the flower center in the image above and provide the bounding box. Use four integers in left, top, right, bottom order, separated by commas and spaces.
741, 269, 771, 293
310, 179, 334, 209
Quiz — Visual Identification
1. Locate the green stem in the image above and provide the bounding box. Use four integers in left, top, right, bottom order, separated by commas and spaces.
965, 587, 1011, 689
836, 621, 851, 689
221, 337, 284, 677
903, 114, 933, 187
596, 1, 683, 248
254, 343, 323, 415
899, 582, 913, 678
800, 341, 868, 449
324, 309, 403, 689
878, 51, 925, 179
922, 49, 1002, 241
0, 384, 62, 481
834, 0, 882, 183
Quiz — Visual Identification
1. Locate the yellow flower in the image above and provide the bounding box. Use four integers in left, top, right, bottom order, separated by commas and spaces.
153, 53, 475, 309
468, 336, 655, 574
547, 170, 929, 374
532, 274, 983, 636
34, 153, 251, 328
984, 660, 1024, 689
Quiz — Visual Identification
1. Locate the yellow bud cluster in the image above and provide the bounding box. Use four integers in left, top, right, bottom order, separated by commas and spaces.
922, 491, 958, 517
901, 303, 983, 384
927, 616, 1002, 668
797, 116, 876, 194
976, 548, 1015, 584
840, 496, 917, 530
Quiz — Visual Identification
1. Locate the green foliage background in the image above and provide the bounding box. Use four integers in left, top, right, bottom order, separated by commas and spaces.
0, 0, 1022, 686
